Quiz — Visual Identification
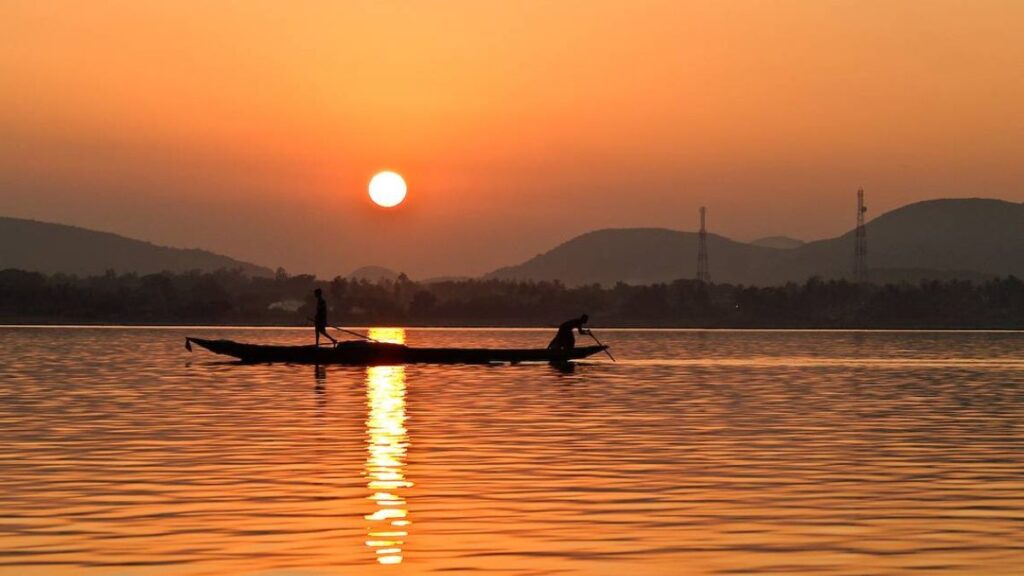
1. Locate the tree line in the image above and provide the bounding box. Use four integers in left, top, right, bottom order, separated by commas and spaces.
1, 267, 1023, 329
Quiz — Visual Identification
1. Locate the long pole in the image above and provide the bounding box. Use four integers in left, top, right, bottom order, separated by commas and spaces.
308, 318, 379, 343
332, 324, 379, 343
587, 331, 616, 362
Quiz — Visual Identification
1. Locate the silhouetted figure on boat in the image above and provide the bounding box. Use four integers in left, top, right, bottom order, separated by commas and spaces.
314, 288, 337, 347
548, 314, 590, 350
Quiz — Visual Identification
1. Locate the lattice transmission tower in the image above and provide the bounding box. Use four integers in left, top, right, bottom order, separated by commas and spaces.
854, 188, 868, 282
697, 206, 711, 283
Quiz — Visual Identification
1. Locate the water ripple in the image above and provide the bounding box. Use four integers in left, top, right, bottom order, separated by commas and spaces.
0, 328, 1022, 574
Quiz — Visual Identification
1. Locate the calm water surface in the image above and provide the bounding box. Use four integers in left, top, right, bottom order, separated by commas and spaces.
1, 328, 1022, 575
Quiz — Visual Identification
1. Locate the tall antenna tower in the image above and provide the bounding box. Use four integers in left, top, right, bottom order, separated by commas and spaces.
854, 188, 868, 282
697, 206, 711, 283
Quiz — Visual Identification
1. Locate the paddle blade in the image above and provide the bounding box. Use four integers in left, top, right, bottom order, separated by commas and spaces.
185, 338, 192, 352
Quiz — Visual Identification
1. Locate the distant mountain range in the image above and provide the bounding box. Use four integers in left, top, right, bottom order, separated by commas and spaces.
4, 198, 1023, 285
487, 198, 1024, 286
0, 217, 272, 277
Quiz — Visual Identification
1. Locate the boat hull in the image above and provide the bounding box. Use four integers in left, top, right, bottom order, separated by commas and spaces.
185, 337, 608, 365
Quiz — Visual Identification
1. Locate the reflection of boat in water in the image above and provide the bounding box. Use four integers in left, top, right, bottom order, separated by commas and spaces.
364, 329, 411, 565
185, 337, 607, 365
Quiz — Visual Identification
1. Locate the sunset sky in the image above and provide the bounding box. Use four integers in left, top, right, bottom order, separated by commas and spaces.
2, 1, 1022, 278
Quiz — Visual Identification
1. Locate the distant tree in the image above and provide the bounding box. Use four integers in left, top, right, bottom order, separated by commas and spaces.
1, 268, 1024, 328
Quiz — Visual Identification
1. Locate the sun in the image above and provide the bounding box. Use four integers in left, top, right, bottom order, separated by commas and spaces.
369, 171, 407, 208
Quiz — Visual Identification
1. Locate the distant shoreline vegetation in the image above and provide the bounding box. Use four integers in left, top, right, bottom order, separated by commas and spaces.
1, 268, 1023, 329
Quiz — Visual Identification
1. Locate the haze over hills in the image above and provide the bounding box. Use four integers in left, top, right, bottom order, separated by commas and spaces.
488, 198, 1024, 286
0, 217, 272, 277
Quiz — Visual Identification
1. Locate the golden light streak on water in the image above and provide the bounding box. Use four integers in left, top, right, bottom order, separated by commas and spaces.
364, 328, 411, 565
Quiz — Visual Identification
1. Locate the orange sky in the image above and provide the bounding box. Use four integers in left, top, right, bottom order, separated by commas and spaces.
2, 1, 1022, 278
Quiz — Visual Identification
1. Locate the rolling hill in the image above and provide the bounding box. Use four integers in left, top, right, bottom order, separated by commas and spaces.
784, 198, 1024, 281
0, 217, 272, 276
488, 198, 1024, 286
751, 236, 804, 250
348, 265, 400, 283
487, 228, 781, 285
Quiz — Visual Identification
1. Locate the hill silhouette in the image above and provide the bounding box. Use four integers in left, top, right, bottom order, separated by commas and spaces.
0, 217, 272, 276
487, 228, 781, 285
348, 265, 400, 283
488, 198, 1024, 286
785, 198, 1024, 281
751, 236, 804, 249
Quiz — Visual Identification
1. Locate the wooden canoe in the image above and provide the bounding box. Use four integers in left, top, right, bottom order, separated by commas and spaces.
185, 337, 608, 365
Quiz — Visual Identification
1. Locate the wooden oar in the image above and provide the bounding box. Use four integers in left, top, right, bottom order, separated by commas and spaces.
308, 317, 379, 343
587, 330, 616, 362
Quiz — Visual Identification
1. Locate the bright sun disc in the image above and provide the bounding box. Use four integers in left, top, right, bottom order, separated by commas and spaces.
369, 171, 407, 208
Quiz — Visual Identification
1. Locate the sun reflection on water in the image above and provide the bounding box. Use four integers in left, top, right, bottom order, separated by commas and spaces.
364, 328, 411, 565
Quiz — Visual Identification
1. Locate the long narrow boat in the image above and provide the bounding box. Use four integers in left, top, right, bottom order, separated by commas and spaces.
185, 337, 608, 365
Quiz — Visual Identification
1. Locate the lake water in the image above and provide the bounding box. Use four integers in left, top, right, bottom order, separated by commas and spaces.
1, 327, 1022, 575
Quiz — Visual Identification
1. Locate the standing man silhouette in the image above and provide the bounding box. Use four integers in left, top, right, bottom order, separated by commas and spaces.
314, 288, 337, 347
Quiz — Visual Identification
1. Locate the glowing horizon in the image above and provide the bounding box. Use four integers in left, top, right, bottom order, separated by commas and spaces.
2, 1, 1022, 278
